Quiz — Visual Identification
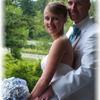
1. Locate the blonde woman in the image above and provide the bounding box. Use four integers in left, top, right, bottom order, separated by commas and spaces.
29, 2, 73, 100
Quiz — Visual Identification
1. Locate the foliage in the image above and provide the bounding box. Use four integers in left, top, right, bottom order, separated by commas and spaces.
89, 1, 96, 17
32, 11, 50, 40
64, 17, 73, 33
21, 15, 35, 39
35, 0, 48, 13
4, 54, 42, 92
18, 0, 35, 16
5, 2, 29, 59
11, 48, 21, 59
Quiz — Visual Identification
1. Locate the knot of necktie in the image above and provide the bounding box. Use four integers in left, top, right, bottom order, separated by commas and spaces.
69, 25, 81, 43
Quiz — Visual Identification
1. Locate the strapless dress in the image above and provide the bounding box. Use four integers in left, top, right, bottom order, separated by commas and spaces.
41, 55, 73, 83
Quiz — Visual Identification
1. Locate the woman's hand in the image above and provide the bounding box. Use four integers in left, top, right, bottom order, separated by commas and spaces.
38, 86, 54, 100
28, 86, 54, 100
28, 95, 39, 100
27, 94, 35, 100
27, 94, 32, 100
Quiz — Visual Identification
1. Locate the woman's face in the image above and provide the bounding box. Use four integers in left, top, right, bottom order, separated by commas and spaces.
44, 9, 66, 36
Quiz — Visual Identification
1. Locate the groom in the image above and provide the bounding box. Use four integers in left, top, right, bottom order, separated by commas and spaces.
38, 0, 97, 100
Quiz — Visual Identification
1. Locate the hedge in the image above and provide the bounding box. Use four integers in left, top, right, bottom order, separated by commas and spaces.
3, 54, 42, 92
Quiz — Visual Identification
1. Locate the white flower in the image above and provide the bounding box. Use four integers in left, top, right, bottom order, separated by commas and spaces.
1, 77, 29, 100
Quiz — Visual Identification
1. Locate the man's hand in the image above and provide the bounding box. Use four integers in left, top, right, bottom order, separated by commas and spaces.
38, 85, 54, 100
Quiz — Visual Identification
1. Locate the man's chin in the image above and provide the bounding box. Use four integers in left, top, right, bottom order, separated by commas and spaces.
71, 17, 80, 23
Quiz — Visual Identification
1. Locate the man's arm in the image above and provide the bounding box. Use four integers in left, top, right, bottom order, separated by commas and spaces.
39, 31, 97, 100
51, 32, 97, 99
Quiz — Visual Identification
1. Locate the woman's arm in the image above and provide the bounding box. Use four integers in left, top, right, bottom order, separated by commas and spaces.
30, 37, 67, 99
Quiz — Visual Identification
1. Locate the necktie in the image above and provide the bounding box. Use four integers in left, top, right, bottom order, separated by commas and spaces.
69, 25, 81, 44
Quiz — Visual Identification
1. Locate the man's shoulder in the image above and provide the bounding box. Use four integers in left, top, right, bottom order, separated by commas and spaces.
88, 17, 97, 27
86, 17, 97, 32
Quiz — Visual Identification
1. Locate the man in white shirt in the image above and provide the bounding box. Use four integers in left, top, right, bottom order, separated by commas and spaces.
38, 0, 97, 100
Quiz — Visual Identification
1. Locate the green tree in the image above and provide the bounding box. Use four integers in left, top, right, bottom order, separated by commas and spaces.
5, 1, 29, 59
18, 0, 35, 16
12, 0, 37, 39
89, 1, 96, 17
35, 0, 48, 13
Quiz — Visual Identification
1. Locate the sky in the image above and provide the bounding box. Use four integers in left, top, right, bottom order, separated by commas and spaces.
32, 0, 37, 1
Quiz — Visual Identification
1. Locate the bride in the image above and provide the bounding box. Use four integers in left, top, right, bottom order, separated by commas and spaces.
29, 2, 73, 100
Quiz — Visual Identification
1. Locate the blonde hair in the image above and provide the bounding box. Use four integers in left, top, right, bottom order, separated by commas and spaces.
44, 2, 67, 18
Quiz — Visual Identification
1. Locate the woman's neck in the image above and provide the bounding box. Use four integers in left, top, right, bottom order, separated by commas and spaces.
52, 30, 64, 40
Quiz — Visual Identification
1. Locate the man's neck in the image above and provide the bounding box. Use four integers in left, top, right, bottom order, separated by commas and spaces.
75, 16, 89, 28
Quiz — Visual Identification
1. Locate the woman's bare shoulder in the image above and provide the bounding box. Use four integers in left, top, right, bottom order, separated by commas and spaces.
53, 36, 68, 46
49, 36, 67, 56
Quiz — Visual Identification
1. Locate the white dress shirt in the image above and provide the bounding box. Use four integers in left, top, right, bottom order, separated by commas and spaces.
51, 16, 98, 100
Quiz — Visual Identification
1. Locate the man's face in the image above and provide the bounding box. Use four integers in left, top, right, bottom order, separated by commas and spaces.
67, 0, 90, 24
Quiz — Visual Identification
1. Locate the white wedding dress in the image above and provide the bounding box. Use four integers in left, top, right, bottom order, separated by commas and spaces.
41, 55, 73, 100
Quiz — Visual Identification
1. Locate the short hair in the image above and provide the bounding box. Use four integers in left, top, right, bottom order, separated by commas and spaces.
77, 0, 91, 4
44, 2, 67, 18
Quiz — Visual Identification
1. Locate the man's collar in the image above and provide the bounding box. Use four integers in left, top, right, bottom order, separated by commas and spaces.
74, 16, 89, 29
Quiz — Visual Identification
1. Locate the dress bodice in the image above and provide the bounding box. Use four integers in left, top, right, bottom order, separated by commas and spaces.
41, 55, 73, 83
